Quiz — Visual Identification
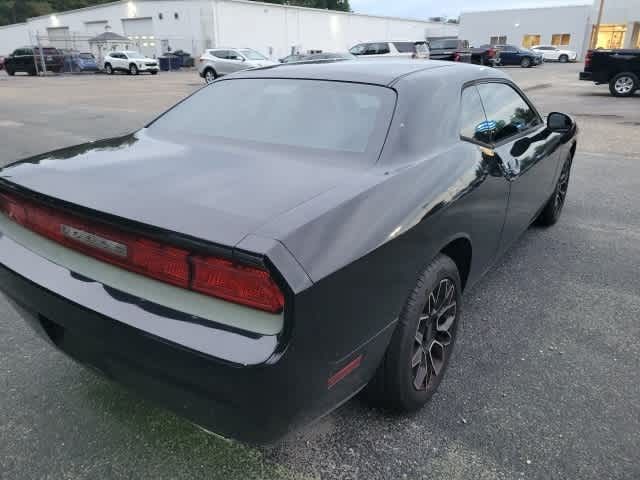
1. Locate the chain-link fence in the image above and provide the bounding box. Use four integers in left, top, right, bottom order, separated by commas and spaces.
26, 32, 194, 75
27, 32, 100, 75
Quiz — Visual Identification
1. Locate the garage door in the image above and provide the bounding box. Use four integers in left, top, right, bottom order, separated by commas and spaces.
47, 27, 70, 49
122, 17, 156, 57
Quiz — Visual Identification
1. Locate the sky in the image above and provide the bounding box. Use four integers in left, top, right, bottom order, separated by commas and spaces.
349, 0, 594, 19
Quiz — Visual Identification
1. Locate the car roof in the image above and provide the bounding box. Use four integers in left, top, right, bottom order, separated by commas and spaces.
228, 59, 507, 86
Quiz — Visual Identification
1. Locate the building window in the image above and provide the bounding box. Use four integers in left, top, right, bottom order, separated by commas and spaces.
490, 35, 507, 45
591, 24, 626, 49
522, 34, 541, 48
551, 33, 571, 46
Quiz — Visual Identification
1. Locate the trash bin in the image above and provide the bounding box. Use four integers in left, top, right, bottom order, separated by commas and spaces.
158, 56, 170, 71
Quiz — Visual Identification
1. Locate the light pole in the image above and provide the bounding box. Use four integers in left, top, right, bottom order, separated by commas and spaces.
591, 0, 606, 49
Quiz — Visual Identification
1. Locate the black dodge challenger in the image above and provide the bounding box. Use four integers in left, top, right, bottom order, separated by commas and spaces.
0, 60, 577, 443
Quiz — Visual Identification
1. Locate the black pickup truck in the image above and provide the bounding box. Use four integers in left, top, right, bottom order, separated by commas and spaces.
580, 49, 640, 97
4, 47, 64, 76
428, 39, 472, 63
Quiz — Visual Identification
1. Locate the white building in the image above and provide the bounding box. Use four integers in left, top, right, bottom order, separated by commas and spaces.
459, 0, 640, 60
0, 0, 458, 60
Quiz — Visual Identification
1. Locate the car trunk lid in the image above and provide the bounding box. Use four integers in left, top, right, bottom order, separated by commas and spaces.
0, 130, 361, 249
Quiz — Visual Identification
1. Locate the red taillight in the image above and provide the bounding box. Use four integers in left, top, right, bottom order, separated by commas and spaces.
192, 256, 284, 313
0, 191, 284, 313
488, 48, 496, 58
453, 52, 461, 62
585, 49, 593, 68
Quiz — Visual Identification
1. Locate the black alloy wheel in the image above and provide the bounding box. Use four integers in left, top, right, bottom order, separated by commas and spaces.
553, 156, 571, 216
537, 154, 573, 226
411, 278, 458, 392
364, 254, 462, 411
521, 57, 531, 68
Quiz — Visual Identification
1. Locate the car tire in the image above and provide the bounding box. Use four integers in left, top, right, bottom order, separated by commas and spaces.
364, 254, 461, 411
129, 64, 138, 75
520, 57, 532, 68
204, 68, 217, 84
6, 67, 15, 76
536, 153, 573, 227
150, 70, 158, 75
558, 54, 569, 63
609, 72, 638, 97
28, 68, 37, 76
104, 63, 113, 75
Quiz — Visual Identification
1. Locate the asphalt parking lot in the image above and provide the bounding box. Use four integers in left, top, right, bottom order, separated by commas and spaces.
1, 63, 639, 479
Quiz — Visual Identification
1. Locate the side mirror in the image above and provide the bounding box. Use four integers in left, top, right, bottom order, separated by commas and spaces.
547, 112, 573, 132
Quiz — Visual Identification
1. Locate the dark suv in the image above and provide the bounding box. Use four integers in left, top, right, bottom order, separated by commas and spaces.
4, 47, 64, 76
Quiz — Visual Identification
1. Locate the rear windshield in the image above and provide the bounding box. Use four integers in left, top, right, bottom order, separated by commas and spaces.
150, 79, 396, 157
238, 49, 267, 60
79, 53, 94, 59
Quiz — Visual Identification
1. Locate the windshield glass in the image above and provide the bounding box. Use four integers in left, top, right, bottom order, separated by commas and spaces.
150, 79, 396, 157
238, 49, 267, 60
126, 52, 146, 59
79, 53, 95, 59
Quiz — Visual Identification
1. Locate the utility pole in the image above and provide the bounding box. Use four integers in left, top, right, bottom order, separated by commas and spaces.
591, 0, 606, 49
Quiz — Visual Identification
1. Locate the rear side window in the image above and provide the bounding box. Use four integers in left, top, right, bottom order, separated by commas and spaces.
393, 42, 416, 53
476, 83, 541, 143
459, 86, 491, 144
150, 78, 396, 157
212, 50, 228, 59
374, 43, 391, 54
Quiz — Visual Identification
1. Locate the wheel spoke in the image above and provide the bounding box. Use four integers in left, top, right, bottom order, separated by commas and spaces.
413, 364, 428, 390
428, 340, 445, 377
411, 348, 422, 368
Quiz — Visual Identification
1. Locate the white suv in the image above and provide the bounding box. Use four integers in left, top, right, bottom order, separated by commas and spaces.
349, 41, 430, 59
103, 51, 159, 75
530, 45, 577, 63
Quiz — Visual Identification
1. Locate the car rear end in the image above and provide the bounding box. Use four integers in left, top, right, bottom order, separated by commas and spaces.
579, 49, 619, 84
429, 39, 471, 63
0, 181, 336, 443
35, 47, 64, 72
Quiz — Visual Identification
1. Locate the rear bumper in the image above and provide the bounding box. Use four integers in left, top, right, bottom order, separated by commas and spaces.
579, 71, 593, 81
0, 220, 394, 444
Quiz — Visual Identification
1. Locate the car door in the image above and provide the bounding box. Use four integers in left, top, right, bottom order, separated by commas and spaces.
540, 46, 559, 61
476, 81, 562, 253
456, 84, 511, 272
225, 50, 247, 73
10, 49, 23, 71
18, 48, 33, 72
210, 50, 230, 74
109, 53, 123, 70
497, 46, 518, 65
